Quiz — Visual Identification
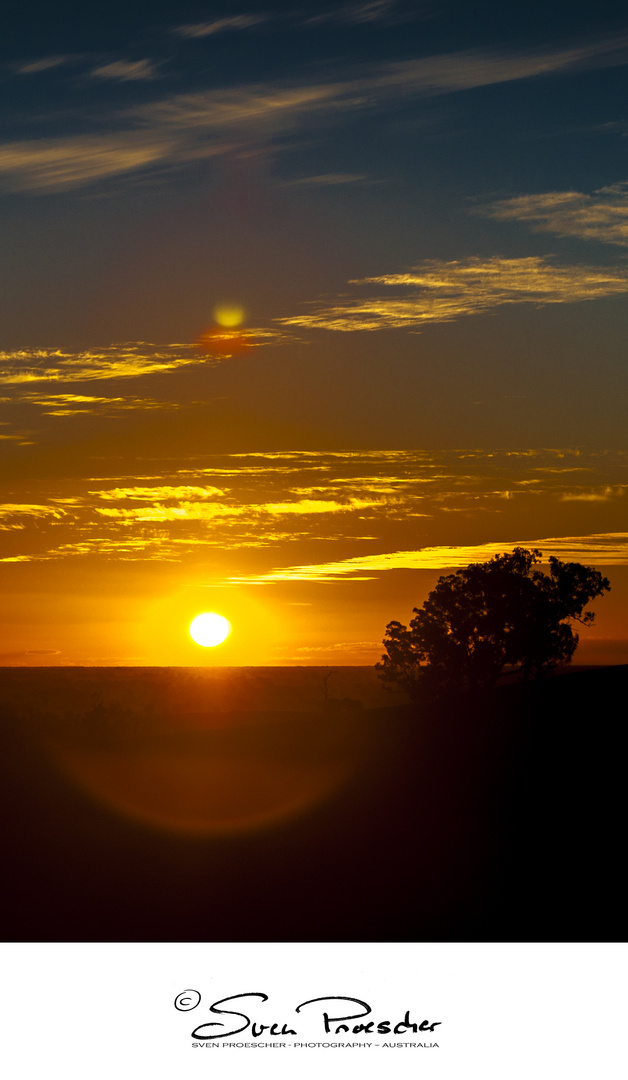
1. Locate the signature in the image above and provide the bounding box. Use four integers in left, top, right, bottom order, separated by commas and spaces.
175, 992, 442, 1040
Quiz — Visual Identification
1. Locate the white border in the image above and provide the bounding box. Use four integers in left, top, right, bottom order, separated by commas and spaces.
1, 941, 625, 1079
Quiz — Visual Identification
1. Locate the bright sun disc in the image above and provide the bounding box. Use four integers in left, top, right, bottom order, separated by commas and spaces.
189, 612, 232, 648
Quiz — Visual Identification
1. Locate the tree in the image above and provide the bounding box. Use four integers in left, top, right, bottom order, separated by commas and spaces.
376, 548, 610, 699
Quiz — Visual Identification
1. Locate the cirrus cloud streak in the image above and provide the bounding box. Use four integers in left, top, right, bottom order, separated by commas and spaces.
278, 256, 628, 331
174, 15, 268, 38
482, 184, 628, 246
3, 36, 628, 192
230, 533, 628, 582
0, 336, 284, 386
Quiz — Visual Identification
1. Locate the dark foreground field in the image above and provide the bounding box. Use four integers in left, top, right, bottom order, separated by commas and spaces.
0, 665, 625, 941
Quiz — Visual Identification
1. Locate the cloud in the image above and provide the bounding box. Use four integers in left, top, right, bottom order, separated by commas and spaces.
344, 1, 402, 23
94, 503, 243, 523
560, 486, 626, 502
0, 332, 287, 385
279, 173, 367, 186
17, 392, 186, 415
174, 15, 268, 38
482, 184, 628, 246
0, 457, 413, 562
93, 485, 225, 501
136, 82, 347, 135
289, 641, 380, 653
373, 37, 628, 94
258, 497, 381, 515
4, 36, 628, 193
0, 503, 67, 528
0, 503, 66, 517
16, 56, 70, 74
304, 0, 402, 24
230, 533, 628, 582
90, 59, 158, 82
92, 495, 382, 524
0, 432, 35, 444
277, 256, 628, 331
0, 532, 308, 562
2, 449, 626, 567
291, 479, 422, 495
227, 449, 423, 460
0, 537, 180, 562
140, 39, 628, 133
0, 136, 173, 192
0, 649, 61, 660
0, 343, 218, 384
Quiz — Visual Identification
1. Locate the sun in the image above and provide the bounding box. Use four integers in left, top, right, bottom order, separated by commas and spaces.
189, 612, 232, 648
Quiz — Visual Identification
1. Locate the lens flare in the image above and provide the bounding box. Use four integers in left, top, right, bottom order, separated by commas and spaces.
189, 612, 231, 647
195, 302, 253, 356
195, 327, 254, 355
213, 304, 244, 328
53, 709, 371, 835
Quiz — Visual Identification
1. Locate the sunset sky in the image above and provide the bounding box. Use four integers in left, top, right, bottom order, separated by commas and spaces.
1, 0, 627, 666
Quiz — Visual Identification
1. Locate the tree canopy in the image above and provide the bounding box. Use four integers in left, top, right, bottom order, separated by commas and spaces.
376, 548, 610, 699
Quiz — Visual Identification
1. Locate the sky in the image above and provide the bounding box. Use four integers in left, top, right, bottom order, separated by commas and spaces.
0, 0, 627, 666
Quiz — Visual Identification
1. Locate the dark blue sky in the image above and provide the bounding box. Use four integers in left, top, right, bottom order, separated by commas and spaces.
1, 1, 628, 448
1, 0, 626, 446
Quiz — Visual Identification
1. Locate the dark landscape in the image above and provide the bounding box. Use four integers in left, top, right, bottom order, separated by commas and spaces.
1, 664, 624, 942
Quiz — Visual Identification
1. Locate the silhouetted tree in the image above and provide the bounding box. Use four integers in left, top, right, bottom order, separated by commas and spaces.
376, 548, 610, 699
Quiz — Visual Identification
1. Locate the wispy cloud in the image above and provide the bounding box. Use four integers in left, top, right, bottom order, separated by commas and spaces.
0, 534, 285, 562
174, 15, 268, 39
135, 82, 347, 134
279, 172, 367, 187
560, 486, 626, 502
16, 55, 71, 75
2, 449, 626, 565
0, 344, 204, 383
259, 497, 381, 515
343, 1, 402, 23
0, 503, 67, 529
0, 503, 67, 518
0, 342, 250, 384
0, 431, 35, 444
482, 184, 628, 246
0, 537, 179, 562
17, 392, 185, 415
92, 495, 382, 525
372, 37, 628, 93
0, 649, 62, 661
94, 503, 244, 523
139, 39, 628, 131
278, 256, 628, 331
0, 136, 174, 192
304, 0, 402, 25
90, 59, 159, 82
3, 37, 628, 193
94, 485, 225, 501
230, 533, 628, 582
